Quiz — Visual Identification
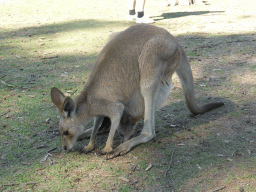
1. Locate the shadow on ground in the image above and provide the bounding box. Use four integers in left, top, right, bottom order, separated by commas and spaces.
70, 97, 235, 151
0, 19, 127, 39
152, 11, 224, 21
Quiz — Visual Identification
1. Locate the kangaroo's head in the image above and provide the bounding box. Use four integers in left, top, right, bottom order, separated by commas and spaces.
50, 87, 89, 151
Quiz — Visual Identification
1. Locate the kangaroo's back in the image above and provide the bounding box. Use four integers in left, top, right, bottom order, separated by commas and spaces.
77, 24, 177, 103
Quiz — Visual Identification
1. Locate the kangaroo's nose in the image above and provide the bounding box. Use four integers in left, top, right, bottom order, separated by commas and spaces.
63, 146, 67, 150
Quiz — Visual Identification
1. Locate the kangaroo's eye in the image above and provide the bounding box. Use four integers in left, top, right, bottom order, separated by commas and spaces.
63, 130, 69, 135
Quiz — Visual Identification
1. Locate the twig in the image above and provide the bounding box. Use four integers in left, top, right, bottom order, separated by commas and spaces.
164, 149, 175, 184
36, 145, 48, 149
47, 147, 57, 153
40, 154, 49, 162
0, 182, 38, 187
232, 150, 238, 157
0, 109, 10, 117
89, 174, 118, 177
0, 75, 6, 79
208, 185, 226, 192
41, 55, 58, 60
48, 158, 53, 165
0, 183, 19, 187
131, 180, 138, 185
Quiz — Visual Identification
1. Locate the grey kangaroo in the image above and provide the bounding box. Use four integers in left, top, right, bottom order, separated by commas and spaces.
51, 24, 224, 159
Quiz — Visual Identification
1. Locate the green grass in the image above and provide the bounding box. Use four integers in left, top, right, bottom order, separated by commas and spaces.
1, 0, 256, 191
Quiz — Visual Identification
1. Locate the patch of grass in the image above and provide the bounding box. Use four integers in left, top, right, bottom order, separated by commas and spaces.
245, 185, 256, 192
1, 0, 256, 191
249, 64, 256, 71
223, 173, 236, 184
213, 70, 224, 74
229, 111, 242, 117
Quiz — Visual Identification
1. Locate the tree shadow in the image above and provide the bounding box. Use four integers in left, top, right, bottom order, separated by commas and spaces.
0, 19, 127, 39
152, 11, 224, 21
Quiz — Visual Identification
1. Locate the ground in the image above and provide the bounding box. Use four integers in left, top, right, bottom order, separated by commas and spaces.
0, 0, 256, 191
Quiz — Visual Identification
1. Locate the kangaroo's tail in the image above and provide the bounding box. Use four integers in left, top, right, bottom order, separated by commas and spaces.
176, 48, 224, 115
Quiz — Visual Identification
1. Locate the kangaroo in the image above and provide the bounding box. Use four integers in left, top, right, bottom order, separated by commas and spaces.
51, 24, 224, 159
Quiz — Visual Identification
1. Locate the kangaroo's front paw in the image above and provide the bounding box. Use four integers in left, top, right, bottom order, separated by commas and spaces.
83, 143, 94, 154
100, 146, 113, 154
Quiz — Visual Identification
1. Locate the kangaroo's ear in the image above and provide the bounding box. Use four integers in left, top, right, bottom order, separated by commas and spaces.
51, 87, 66, 111
62, 97, 76, 117
51, 87, 76, 117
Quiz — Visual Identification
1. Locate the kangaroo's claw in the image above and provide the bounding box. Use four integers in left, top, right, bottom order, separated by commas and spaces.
107, 144, 131, 159
96, 151, 104, 156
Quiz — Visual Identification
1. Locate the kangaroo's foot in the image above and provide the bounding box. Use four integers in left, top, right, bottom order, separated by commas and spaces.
107, 133, 154, 159
107, 143, 132, 159
82, 141, 95, 154
100, 146, 113, 154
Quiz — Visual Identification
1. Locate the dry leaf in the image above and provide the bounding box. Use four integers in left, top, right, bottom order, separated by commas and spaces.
145, 163, 152, 171
119, 177, 130, 183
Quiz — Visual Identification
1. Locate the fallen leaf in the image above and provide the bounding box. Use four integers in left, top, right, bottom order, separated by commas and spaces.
199, 84, 206, 87
145, 163, 153, 171
213, 69, 222, 72
1, 80, 13, 87
196, 164, 202, 170
46, 118, 51, 123
119, 177, 130, 183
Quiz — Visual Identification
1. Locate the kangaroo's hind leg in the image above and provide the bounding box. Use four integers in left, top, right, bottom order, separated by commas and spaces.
108, 36, 179, 159
107, 69, 162, 158
155, 76, 173, 110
